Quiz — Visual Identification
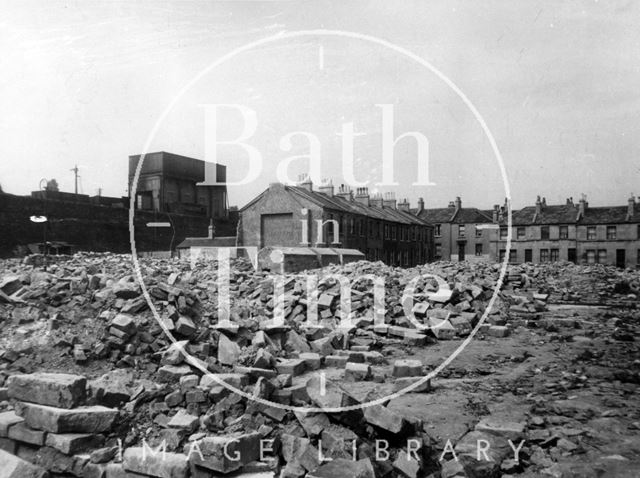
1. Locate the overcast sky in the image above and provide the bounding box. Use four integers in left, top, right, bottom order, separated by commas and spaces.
1, 0, 639, 210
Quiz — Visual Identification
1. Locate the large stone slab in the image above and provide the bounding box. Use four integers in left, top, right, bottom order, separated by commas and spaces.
7, 373, 86, 409
123, 447, 188, 478
363, 404, 408, 435
0, 448, 49, 478
45, 432, 105, 454
17, 402, 117, 433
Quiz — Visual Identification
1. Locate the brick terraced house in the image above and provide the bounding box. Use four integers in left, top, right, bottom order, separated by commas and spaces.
239, 178, 434, 267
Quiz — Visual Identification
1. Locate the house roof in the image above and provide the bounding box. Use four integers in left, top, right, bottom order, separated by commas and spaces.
241, 184, 432, 227
499, 204, 640, 225
416, 207, 493, 224
177, 236, 236, 249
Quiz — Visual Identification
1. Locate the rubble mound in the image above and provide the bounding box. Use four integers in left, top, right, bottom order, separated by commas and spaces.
0, 253, 638, 477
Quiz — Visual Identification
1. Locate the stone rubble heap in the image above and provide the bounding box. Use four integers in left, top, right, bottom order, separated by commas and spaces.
0, 253, 637, 477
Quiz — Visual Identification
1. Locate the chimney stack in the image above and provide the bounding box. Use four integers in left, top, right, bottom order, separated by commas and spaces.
383, 191, 396, 209
336, 184, 353, 201
417, 197, 425, 213
355, 187, 370, 206
535, 195, 542, 215
397, 198, 411, 212
318, 179, 334, 197
454, 196, 462, 211
578, 194, 588, 216
492, 204, 499, 223
628, 194, 636, 217
566, 197, 574, 206
298, 174, 313, 192
370, 192, 384, 208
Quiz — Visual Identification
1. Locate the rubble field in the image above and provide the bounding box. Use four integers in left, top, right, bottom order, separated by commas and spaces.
0, 253, 639, 478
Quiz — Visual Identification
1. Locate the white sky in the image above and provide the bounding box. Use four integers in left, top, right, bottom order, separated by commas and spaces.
1, 0, 639, 210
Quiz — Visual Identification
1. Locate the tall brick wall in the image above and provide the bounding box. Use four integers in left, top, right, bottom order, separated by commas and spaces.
0, 193, 237, 257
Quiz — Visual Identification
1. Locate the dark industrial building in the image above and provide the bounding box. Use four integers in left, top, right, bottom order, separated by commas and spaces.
239, 178, 434, 267
128, 151, 228, 218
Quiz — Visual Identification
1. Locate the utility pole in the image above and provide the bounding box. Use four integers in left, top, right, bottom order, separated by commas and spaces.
71, 165, 79, 197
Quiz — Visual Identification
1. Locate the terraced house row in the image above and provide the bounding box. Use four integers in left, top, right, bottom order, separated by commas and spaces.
239, 178, 434, 267
238, 177, 640, 268
418, 194, 640, 268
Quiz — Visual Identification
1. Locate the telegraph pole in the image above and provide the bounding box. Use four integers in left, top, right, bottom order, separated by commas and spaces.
71, 165, 79, 197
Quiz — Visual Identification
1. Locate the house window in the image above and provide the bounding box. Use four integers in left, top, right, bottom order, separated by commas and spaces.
517, 227, 525, 239
349, 217, 355, 234
392, 226, 397, 240
509, 250, 517, 263
541, 226, 549, 240
435, 224, 441, 237
369, 221, 374, 236
586, 250, 596, 264
500, 227, 508, 239
587, 226, 596, 240
412, 227, 416, 241
499, 249, 506, 262
559, 226, 568, 239
524, 249, 532, 262
435, 243, 442, 259
475, 243, 483, 256
359, 220, 364, 237
550, 249, 559, 262
540, 249, 549, 262
404, 251, 409, 265
607, 226, 616, 240
475, 227, 482, 238
598, 249, 607, 263
384, 224, 389, 239
458, 225, 466, 237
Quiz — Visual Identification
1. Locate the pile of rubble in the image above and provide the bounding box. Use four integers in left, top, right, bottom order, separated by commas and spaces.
0, 253, 637, 477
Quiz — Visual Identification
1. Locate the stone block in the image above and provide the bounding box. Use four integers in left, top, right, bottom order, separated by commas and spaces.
276, 359, 306, 377
392, 360, 423, 378
110, 314, 137, 335
123, 447, 188, 478
298, 353, 322, 370
186, 432, 260, 474
7, 372, 86, 408
0, 411, 24, 437
344, 363, 371, 382
488, 325, 510, 337
393, 377, 431, 393
157, 365, 192, 384
324, 355, 348, 368
168, 410, 199, 433
0, 448, 49, 478
7, 422, 45, 445
363, 404, 407, 435
18, 403, 117, 433
45, 432, 104, 454
218, 333, 241, 366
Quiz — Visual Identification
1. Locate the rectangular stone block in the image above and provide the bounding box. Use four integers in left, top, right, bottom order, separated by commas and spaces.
276, 359, 306, 377
45, 432, 105, 454
7, 422, 46, 445
7, 372, 86, 408
18, 403, 118, 433
123, 447, 189, 478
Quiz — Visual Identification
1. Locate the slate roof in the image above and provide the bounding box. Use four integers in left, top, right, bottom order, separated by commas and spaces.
500, 204, 640, 225
177, 236, 237, 249
242, 184, 431, 226
416, 207, 493, 224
